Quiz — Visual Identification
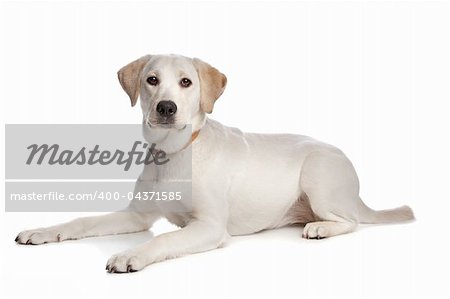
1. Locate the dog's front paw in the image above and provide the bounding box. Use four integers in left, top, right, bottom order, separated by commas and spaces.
15, 228, 68, 245
106, 250, 147, 273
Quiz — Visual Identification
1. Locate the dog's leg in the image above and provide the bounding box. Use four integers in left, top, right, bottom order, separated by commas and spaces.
300, 151, 360, 239
106, 219, 229, 273
15, 210, 160, 245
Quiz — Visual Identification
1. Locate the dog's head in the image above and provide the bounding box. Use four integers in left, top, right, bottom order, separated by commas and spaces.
118, 54, 227, 131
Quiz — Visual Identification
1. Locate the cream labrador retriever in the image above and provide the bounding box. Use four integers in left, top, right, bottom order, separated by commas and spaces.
15, 54, 414, 273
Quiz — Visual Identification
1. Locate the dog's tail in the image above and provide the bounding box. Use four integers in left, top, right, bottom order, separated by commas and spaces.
357, 199, 415, 224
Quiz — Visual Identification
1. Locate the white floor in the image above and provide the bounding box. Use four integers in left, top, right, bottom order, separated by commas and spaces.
1, 212, 448, 299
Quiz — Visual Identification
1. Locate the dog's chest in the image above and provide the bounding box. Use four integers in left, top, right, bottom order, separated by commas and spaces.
135, 151, 193, 217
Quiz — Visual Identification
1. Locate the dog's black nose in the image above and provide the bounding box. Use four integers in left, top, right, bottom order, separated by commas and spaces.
156, 101, 177, 117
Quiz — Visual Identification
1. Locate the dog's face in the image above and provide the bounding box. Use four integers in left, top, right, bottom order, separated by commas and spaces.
118, 54, 227, 131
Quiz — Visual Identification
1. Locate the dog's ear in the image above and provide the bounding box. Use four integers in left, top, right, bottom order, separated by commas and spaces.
118, 55, 151, 107
193, 58, 227, 114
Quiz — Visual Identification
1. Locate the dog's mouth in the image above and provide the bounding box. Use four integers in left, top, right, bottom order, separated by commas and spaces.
146, 121, 186, 131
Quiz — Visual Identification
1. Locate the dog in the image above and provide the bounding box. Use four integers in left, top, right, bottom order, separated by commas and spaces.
15, 54, 415, 273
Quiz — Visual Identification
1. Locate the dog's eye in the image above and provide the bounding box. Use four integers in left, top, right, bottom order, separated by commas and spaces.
180, 78, 192, 88
146, 76, 159, 86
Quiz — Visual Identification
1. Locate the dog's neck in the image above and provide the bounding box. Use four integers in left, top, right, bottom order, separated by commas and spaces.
182, 130, 200, 149
140, 127, 199, 183
142, 123, 201, 156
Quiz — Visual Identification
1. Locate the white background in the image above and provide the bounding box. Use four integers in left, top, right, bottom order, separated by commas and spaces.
1, 1, 449, 298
